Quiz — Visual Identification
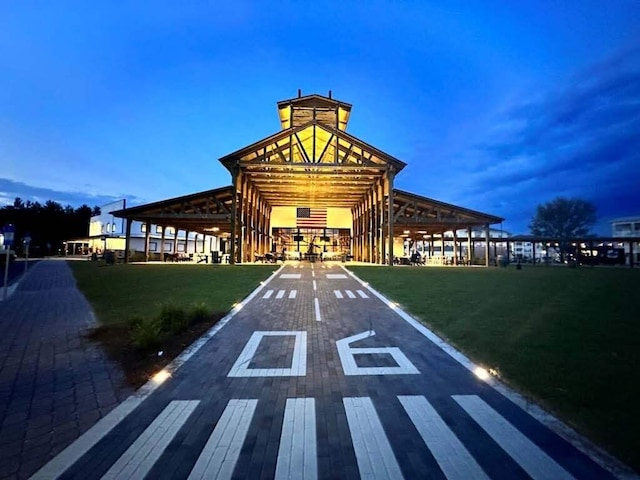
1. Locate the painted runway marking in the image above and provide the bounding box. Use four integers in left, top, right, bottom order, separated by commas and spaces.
398, 395, 489, 480
356, 290, 369, 298
345, 290, 356, 299
453, 395, 575, 480
276, 289, 285, 299
343, 397, 404, 480
314, 298, 321, 322
103, 400, 199, 480
262, 290, 274, 299
280, 274, 302, 279
289, 290, 297, 299
228, 331, 307, 377
326, 273, 347, 279
188, 399, 257, 480
334, 290, 344, 299
337, 331, 420, 376
313, 280, 317, 290
275, 398, 317, 480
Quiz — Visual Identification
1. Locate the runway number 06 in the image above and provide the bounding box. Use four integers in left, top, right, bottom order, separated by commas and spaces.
227, 330, 419, 377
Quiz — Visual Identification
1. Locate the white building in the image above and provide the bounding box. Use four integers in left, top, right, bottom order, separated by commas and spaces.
611, 216, 640, 266
66, 199, 222, 261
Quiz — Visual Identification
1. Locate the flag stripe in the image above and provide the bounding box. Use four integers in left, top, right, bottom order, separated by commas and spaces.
296, 207, 327, 228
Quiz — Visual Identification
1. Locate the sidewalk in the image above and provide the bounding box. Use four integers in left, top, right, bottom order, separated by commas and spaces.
0, 260, 132, 479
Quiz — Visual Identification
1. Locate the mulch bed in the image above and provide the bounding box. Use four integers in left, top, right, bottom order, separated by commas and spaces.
85, 313, 226, 389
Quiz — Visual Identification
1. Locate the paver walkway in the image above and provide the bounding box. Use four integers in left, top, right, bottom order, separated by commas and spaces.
0, 260, 132, 479
31, 262, 633, 479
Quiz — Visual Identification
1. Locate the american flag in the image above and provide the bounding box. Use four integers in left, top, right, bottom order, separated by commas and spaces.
296, 207, 327, 228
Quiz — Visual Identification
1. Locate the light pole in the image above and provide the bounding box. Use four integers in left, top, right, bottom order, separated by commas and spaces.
2, 224, 16, 301
23, 233, 31, 275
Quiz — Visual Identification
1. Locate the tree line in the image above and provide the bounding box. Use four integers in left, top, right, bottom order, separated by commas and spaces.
0, 198, 100, 256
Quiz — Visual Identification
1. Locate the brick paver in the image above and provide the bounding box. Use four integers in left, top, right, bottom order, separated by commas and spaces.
33, 262, 634, 479
0, 260, 132, 479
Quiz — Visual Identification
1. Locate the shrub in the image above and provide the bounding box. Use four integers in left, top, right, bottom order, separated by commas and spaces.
158, 304, 188, 334
130, 317, 164, 350
188, 303, 210, 325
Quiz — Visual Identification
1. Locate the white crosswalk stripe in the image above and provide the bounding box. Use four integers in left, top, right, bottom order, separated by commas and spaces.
326, 273, 347, 279
60, 396, 586, 480
399, 395, 489, 480
262, 289, 298, 300
275, 398, 317, 480
453, 395, 575, 480
103, 400, 199, 480
343, 397, 404, 479
334, 289, 370, 299
188, 399, 257, 480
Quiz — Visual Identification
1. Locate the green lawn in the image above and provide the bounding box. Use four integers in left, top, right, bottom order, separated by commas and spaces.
70, 262, 279, 325
348, 264, 640, 472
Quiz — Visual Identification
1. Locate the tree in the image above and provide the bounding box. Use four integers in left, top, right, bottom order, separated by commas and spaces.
529, 197, 597, 261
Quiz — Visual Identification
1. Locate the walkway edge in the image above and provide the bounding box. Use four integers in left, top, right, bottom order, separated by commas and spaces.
342, 265, 638, 480
30, 264, 284, 480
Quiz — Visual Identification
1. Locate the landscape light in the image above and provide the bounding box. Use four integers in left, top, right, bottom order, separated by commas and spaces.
474, 367, 490, 381
152, 369, 171, 385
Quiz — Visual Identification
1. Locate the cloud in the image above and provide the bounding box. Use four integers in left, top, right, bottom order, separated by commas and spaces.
0, 178, 145, 208
458, 43, 640, 234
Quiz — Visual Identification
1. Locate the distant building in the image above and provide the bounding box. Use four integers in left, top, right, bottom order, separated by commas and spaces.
65, 199, 221, 261
611, 216, 640, 266
611, 216, 640, 238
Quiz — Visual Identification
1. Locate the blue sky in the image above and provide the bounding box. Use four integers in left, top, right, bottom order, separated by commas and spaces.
1, 1, 639, 234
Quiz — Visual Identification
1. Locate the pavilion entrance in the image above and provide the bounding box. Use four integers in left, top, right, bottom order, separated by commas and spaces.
272, 227, 351, 261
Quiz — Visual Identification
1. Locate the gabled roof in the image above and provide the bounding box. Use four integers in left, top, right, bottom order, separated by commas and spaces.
111, 186, 235, 235
219, 120, 406, 208
391, 189, 504, 234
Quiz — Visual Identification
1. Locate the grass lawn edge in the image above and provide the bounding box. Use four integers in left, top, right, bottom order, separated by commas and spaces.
344, 265, 639, 479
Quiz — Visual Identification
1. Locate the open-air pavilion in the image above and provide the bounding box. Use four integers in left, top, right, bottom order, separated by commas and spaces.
112, 92, 504, 265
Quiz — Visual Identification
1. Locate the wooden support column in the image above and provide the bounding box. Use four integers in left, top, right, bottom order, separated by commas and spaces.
629, 241, 634, 268
144, 221, 151, 262
440, 232, 445, 263
230, 168, 239, 265
484, 224, 490, 267
173, 229, 178, 255
467, 228, 473, 264
452, 232, 458, 265
369, 188, 375, 263
377, 179, 384, 264
239, 174, 247, 263
160, 226, 166, 260
124, 218, 132, 263
251, 187, 257, 260
387, 168, 395, 266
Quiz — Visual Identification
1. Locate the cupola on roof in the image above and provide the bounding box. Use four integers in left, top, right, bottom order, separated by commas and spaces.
277, 90, 352, 131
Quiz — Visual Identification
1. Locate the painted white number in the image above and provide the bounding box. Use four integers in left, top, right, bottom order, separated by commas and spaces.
337, 331, 420, 375
228, 331, 307, 377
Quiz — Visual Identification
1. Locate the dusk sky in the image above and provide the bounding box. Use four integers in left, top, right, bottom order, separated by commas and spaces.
2, 1, 639, 235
